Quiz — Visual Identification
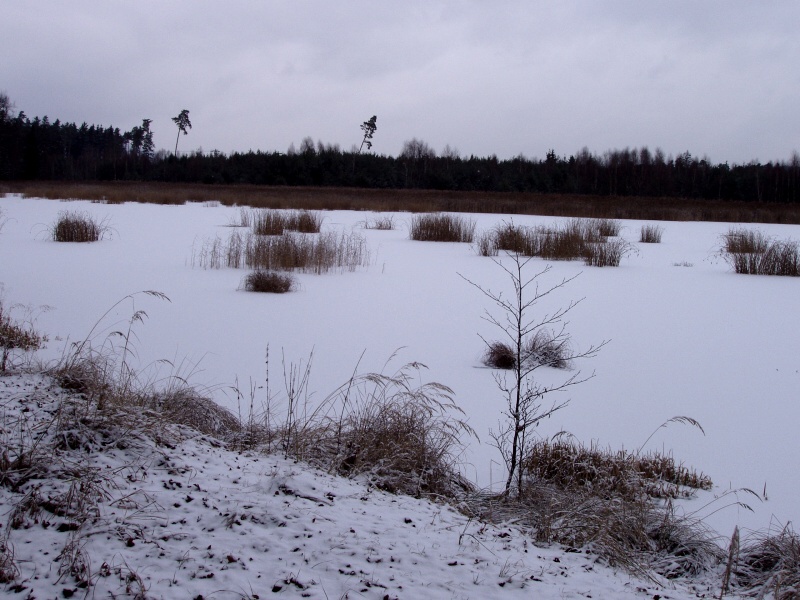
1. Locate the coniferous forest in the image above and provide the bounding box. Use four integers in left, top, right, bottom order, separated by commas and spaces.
1, 94, 799, 204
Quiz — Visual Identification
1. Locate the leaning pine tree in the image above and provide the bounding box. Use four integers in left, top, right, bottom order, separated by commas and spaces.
172, 109, 191, 156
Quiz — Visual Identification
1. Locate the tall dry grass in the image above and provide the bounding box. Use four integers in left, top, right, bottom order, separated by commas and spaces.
193, 230, 370, 273
640, 223, 664, 243
249, 208, 323, 235
720, 228, 800, 276
409, 213, 476, 242
259, 357, 476, 498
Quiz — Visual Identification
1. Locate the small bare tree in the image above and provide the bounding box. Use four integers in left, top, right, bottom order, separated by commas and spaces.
461, 252, 606, 496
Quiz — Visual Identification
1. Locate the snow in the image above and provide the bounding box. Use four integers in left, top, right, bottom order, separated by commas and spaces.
1, 193, 799, 597
0, 373, 713, 599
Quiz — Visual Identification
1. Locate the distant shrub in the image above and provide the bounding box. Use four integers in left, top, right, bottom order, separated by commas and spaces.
242, 270, 295, 293
51, 210, 110, 242
410, 213, 475, 243
640, 224, 664, 243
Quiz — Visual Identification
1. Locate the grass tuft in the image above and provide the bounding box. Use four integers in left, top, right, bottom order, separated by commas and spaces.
410, 213, 476, 243
241, 270, 295, 293
482, 341, 517, 369
735, 524, 800, 599
584, 238, 631, 267
0, 300, 47, 372
362, 214, 396, 230
51, 210, 110, 242
640, 224, 664, 243
524, 329, 572, 369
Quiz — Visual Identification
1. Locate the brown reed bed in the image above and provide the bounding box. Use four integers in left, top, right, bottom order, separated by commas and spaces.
7, 181, 800, 224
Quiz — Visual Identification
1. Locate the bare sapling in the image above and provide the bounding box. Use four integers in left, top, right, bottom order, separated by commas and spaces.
460, 252, 606, 495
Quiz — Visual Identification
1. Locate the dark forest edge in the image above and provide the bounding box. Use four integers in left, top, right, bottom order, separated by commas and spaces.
2, 93, 800, 223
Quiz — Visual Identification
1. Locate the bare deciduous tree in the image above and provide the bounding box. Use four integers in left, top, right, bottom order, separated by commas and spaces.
461, 252, 606, 495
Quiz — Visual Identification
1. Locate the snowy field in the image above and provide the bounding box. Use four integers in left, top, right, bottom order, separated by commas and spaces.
1, 193, 798, 542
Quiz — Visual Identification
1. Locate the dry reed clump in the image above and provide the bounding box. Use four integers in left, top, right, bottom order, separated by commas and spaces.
583, 238, 631, 267
0, 300, 47, 372
464, 437, 720, 581
722, 227, 770, 254
733, 524, 800, 599
409, 213, 476, 243
192, 230, 370, 274
523, 439, 712, 501
592, 218, 622, 237
243, 231, 369, 273
250, 208, 323, 235
482, 330, 572, 371
268, 360, 475, 498
241, 270, 295, 293
482, 341, 517, 369
362, 214, 396, 230
493, 222, 536, 254
516, 484, 722, 580
537, 219, 597, 260
50, 210, 110, 242
640, 223, 664, 243
524, 329, 572, 369
720, 227, 800, 276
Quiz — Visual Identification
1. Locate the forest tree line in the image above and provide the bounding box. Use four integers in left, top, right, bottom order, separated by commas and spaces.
1, 94, 799, 204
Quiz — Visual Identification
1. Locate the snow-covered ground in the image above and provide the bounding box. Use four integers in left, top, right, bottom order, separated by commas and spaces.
0, 372, 718, 599
1, 194, 798, 544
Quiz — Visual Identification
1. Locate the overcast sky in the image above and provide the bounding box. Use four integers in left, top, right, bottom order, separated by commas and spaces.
2, 1, 799, 164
